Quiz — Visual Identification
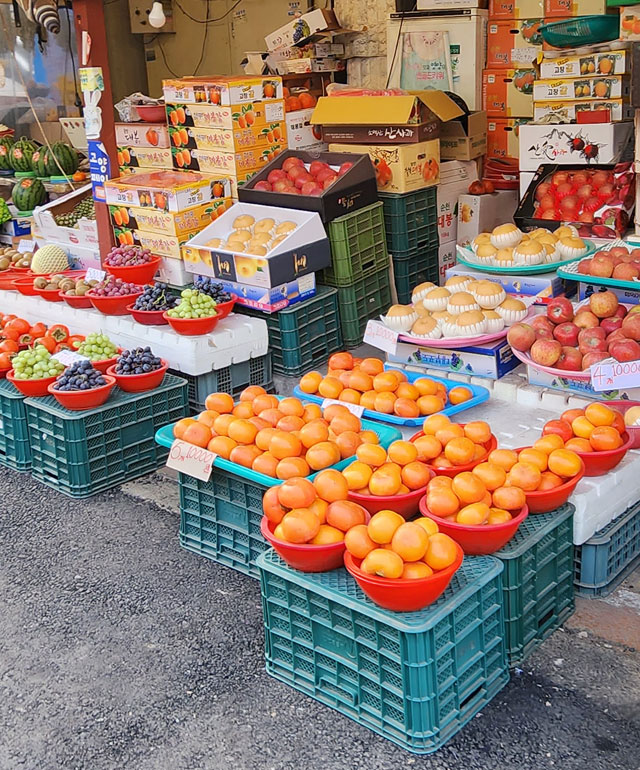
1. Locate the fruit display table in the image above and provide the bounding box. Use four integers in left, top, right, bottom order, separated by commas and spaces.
392, 363, 640, 545
0, 289, 269, 376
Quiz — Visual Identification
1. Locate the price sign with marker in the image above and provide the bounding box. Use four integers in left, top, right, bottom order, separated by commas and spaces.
590, 358, 640, 392
363, 320, 399, 355
166, 438, 216, 481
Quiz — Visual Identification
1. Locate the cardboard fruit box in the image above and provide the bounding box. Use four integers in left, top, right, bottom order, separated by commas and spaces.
514, 162, 635, 239
104, 170, 231, 213
487, 118, 530, 160
168, 122, 287, 153
483, 69, 536, 118
32, 183, 98, 248
166, 99, 286, 131
115, 122, 170, 149
114, 227, 201, 259
182, 202, 330, 287
171, 145, 285, 176
533, 99, 634, 123
538, 48, 634, 80
215, 274, 317, 312
311, 90, 463, 145
162, 75, 284, 106
117, 146, 172, 172
532, 75, 630, 102
108, 199, 231, 237
486, 19, 544, 69
237, 149, 378, 222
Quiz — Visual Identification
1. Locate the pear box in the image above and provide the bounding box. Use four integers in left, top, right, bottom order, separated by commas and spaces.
182, 202, 330, 288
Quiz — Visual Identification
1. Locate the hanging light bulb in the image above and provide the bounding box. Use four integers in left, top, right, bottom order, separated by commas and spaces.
148, 1, 166, 28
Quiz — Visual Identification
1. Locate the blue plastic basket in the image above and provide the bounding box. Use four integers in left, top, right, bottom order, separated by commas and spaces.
155, 417, 401, 488
258, 550, 509, 753
293, 366, 490, 427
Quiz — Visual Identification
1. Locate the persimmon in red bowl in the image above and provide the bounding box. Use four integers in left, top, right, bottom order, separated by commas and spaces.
348, 470, 435, 520
409, 427, 498, 478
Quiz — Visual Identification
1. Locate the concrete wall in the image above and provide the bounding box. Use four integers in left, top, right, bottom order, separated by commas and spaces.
335, 0, 393, 88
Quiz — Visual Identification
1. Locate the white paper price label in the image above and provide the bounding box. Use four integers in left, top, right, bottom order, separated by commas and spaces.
52, 350, 89, 366
17, 239, 36, 253
321, 397, 364, 418
363, 320, 398, 355
590, 358, 640, 392
85, 267, 106, 282
166, 438, 216, 481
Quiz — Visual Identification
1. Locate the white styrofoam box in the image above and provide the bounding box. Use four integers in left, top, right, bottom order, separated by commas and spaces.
156, 257, 192, 287
437, 160, 478, 245
286, 108, 326, 152
520, 170, 535, 200
389, 360, 640, 544
0, 290, 269, 376
32, 184, 98, 247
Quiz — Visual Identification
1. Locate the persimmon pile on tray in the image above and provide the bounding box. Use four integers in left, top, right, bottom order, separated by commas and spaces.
492, 442, 582, 491
299, 351, 473, 418
542, 402, 627, 453
413, 414, 493, 469
173, 388, 381, 479
343, 440, 431, 495
344, 510, 458, 579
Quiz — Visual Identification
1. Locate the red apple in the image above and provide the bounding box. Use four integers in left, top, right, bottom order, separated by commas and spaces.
316, 167, 336, 183
577, 259, 592, 275
506, 323, 536, 352
556, 346, 583, 371
543, 419, 573, 442
614, 305, 628, 319
301, 181, 322, 196
608, 246, 629, 258
323, 175, 338, 189
578, 327, 607, 354
553, 322, 580, 346
574, 310, 600, 329
530, 338, 562, 366
589, 290, 618, 319
267, 169, 287, 184
612, 263, 639, 281
253, 180, 273, 191
600, 316, 623, 335
294, 172, 313, 189
309, 161, 330, 177
338, 162, 354, 176
610, 339, 640, 362
531, 315, 555, 333
582, 350, 609, 369
622, 314, 640, 341
589, 254, 614, 278
282, 157, 305, 172
287, 166, 307, 182
547, 297, 574, 324
606, 329, 628, 347
630, 248, 640, 259
273, 180, 295, 193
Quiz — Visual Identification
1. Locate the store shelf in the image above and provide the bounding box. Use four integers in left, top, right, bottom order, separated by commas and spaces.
0, 289, 269, 376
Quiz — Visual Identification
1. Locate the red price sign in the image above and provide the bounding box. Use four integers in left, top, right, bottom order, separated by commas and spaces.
590, 358, 640, 392
166, 438, 216, 481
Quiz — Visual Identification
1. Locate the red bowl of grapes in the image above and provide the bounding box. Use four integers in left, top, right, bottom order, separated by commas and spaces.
47, 375, 116, 410
106, 356, 169, 392
163, 311, 221, 336
126, 304, 170, 325
87, 279, 145, 316
104, 245, 162, 285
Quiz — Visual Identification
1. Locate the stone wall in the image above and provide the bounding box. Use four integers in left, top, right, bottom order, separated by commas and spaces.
335, 0, 394, 88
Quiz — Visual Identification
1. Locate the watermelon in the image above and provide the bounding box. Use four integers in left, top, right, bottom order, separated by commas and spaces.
0, 136, 13, 171
41, 142, 79, 176
12, 177, 47, 211
31, 148, 49, 177
9, 137, 37, 172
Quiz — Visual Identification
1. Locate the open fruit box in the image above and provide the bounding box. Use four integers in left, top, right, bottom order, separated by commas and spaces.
32, 183, 98, 247
237, 149, 378, 222
182, 201, 330, 288
515, 162, 635, 239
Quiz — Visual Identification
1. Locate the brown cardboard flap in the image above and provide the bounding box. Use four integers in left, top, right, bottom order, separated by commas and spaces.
441, 111, 487, 138
311, 91, 463, 126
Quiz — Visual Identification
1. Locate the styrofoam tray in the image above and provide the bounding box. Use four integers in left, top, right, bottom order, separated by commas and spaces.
390, 360, 640, 545
0, 289, 269, 376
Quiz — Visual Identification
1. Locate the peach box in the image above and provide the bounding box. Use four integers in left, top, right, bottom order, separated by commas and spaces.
120, 228, 201, 259
115, 123, 169, 149
486, 19, 543, 69
482, 69, 535, 117
532, 75, 630, 102
166, 99, 286, 130
162, 75, 283, 106
169, 123, 286, 153
620, 6, 640, 39
487, 118, 530, 160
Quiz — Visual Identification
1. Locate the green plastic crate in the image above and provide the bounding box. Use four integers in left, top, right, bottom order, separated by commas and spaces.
492, 504, 574, 667
25, 374, 188, 498
574, 500, 640, 597
0, 378, 30, 471
380, 188, 439, 253
240, 287, 343, 376
178, 469, 268, 578
321, 202, 390, 287
328, 265, 392, 349
391, 246, 440, 304
169, 354, 273, 414
258, 551, 509, 754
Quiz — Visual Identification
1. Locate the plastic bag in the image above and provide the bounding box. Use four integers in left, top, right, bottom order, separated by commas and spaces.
115, 93, 164, 123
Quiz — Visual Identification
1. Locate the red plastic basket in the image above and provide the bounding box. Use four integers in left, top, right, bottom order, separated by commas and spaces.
90, 351, 122, 374
104, 256, 161, 284
33, 286, 64, 302
419, 496, 529, 554
60, 290, 93, 309
163, 311, 221, 336
106, 360, 168, 393
515, 447, 585, 512
348, 470, 435, 520
409, 429, 498, 477
13, 277, 39, 296
6, 370, 59, 397
343, 545, 464, 612
88, 290, 144, 315
214, 297, 236, 319
126, 304, 169, 325
0, 271, 27, 290
47, 375, 116, 410
573, 431, 633, 477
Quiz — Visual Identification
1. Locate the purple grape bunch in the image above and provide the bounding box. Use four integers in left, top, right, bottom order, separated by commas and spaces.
90, 276, 141, 296
104, 245, 154, 267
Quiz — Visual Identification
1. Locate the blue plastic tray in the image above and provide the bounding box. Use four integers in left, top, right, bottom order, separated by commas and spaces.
557, 258, 640, 292
155, 416, 401, 488
293, 366, 490, 427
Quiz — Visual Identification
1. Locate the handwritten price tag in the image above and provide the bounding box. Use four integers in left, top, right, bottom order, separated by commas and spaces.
17, 239, 36, 253
363, 320, 399, 355
166, 438, 216, 481
590, 359, 640, 392
321, 397, 364, 418
52, 350, 88, 366
85, 267, 106, 282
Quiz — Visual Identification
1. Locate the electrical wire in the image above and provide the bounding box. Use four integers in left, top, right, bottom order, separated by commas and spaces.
157, 39, 179, 77
174, 0, 243, 24
64, 2, 82, 109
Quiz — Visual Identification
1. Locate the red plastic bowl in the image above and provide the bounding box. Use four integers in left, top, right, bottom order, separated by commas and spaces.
33, 286, 64, 302
163, 311, 221, 336
0, 271, 26, 290
47, 375, 116, 410
600, 401, 640, 449
6, 369, 60, 397
215, 297, 236, 319
126, 303, 169, 325
136, 104, 166, 122
13, 277, 40, 296
89, 350, 122, 374
573, 431, 633, 477
348, 470, 435, 520
419, 496, 529, 554
106, 360, 168, 393
88, 289, 144, 315
104, 256, 161, 284
261, 515, 372, 573
343, 545, 464, 612
515, 447, 585, 512
0, 367, 9, 379
60, 290, 93, 308
409, 429, 498, 477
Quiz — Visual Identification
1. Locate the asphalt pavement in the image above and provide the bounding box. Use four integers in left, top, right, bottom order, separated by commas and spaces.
0, 467, 638, 770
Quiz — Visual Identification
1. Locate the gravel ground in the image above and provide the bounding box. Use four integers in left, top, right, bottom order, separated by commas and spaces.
1, 467, 639, 770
